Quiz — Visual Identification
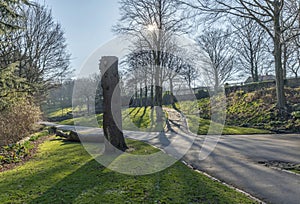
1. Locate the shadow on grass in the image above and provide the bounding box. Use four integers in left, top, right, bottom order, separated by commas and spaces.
132, 107, 142, 119
172, 102, 182, 113
28, 157, 191, 203
29, 156, 252, 204
122, 107, 137, 121
0, 137, 255, 203
136, 107, 148, 128
29, 159, 106, 204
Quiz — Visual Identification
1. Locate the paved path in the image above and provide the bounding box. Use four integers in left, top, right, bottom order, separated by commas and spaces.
41, 112, 300, 204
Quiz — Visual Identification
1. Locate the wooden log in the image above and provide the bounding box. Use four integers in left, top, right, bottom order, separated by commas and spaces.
54, 128, 80, 142
53, 127, 103, 143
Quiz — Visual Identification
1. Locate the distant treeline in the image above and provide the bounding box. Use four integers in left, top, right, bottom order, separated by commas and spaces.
44, 77, 300, 116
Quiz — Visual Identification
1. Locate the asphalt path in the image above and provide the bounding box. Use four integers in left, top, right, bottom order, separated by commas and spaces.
184, 134, 300, 204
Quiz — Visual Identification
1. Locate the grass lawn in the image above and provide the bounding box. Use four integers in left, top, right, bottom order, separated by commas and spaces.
58, 114, 103, 127
47, 107, 73, 118
187, 115, 271, 135
49, 106, 270, 135
175, 100, 272, 134
122, 107, 166, 131
0, 137, 256, 203
57, 107, 165, 132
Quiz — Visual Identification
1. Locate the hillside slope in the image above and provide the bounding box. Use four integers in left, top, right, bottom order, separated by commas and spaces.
196, 87, 300, 133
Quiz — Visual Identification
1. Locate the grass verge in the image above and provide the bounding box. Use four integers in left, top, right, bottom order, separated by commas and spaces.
187, 115, 271, 135
291, 169, 300, 174
0, 137, 256, 203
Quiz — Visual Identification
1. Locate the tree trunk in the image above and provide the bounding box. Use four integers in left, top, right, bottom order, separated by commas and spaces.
139, 83, 143, 107
144, 78, 148, 107
154, 52, 163, 131
254, 64, 259, 82
274, 5, 286, 114
283, 43, 288, 80
154, 51, 162, 107
87, 97, 90, 115
135, 81, 138, 107
100, 56, 128, 153
250, 48, 258, 82
150, 84, 154, 107
214, 67, 220, 93
169, 77, 174, 105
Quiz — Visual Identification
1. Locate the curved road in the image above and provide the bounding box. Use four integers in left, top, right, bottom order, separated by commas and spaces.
185, 134, 300, 204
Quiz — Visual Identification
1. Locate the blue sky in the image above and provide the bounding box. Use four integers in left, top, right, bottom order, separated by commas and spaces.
34, 0, 120, 76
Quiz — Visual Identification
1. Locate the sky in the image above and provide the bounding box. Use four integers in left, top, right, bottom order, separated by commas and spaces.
34, 0, 120, 77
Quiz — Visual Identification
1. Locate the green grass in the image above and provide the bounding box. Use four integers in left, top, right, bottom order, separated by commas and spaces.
187, 115, 271, 135
56, 107, 165, 132
48, 105, 270, 135
291, 169, 300, 174
123, 107, 152, 129
172, 101, 270, 134
47, 107, 72, 118
122, 107, 166, 131
58, 114, 103, 127
29, 129, 50, 141
0, 137, 256, 203
284, 164, 300, 174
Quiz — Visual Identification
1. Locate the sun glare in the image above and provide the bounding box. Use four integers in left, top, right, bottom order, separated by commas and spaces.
147, 24, 157, 31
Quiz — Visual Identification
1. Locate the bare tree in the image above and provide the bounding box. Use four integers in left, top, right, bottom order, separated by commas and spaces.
0, 0, 32, 111
180, 62, 198, 87
0, 4, 72, 97
115, 0, 190, 129
114, 0, 189, 35
286, 37, 300, 78
197, 28, 236, 92
46, 79, 74, 115
115, 0, 184, 106
0, 0, 31, 33
124, 50, 152, 107
123, 40, 197, 108
231, 18, 272, 82
74, 75, 99, 115
182, 0, 300, 113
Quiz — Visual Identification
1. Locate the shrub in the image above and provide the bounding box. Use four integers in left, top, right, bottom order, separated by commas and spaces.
0, 99, 41, 146
29, 129, 49, 141
0, 141, 34, 165
292, 111, 300, 119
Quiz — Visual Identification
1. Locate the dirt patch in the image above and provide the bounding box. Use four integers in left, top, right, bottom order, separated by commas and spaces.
163, 107, 187, 133
258, 160, 300, 174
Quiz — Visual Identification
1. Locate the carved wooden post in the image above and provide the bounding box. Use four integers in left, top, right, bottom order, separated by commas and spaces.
100, 56, 128, 153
